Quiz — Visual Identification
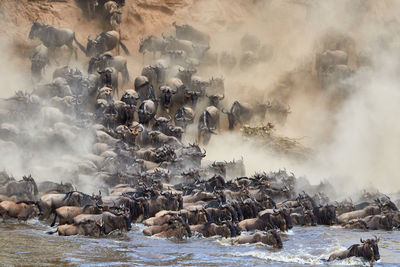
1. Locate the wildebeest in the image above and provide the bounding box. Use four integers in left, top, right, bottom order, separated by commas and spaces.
337, 205, 381, 224
198, 106, 220, 145
0, 201, 42, 221
313, 205, 337, 225
86, 30, 130, 57
190, 222, 235, 238
328, 237, 380, 264
158, 86, 177, 114
88, 53, 130, 86
172, 22, 211, 45
163, 35, 195, 57
29, 21, 86, 62
49, 221, 103, 237
222, 101, 267, 130
51, 204, 103, 227
174, 106, 195, 129
139, 35, 167, 58
30, 44, 49, 83
134, 76, 156, 102
141, 64, 165, 90
39, 191, 102, 219
232, 230, 282, 248
73, 211, 131, 234
0, 175, 38, 201
148, 131, 182, 148
361, 214, 393, 231
97, 67, 119, 93
138, 100, 157, 125
207, 94, 224, 108
38, 181, 76, 194
103, 1, 122, 30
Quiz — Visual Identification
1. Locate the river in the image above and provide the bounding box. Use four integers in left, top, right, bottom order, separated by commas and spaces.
0, 221, 399, 266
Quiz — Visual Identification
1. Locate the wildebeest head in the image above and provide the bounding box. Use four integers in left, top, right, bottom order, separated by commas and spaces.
159, 86, 176, 110
29, 21, 42, 40
265, 230, 283, 249
153, 115, 171, 133
184, 90, 201, 107
359, 236, 380, 261
168, 125, 184, 139
121, 90, 139, 107
174, 107, 194, 129
207, 94, 224, 108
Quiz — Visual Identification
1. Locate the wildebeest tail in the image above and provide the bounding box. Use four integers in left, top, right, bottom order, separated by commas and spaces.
46, 228, 58, 235
119, 40, 130, 55
73, 33, 87, 55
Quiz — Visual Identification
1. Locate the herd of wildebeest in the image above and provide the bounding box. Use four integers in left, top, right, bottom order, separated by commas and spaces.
0, 0, 395, 264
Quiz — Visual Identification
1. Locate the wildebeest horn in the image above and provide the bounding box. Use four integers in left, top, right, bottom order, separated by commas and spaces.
360, 238, 364, 243
167, 115, 172, 121
221, 108, 229, 114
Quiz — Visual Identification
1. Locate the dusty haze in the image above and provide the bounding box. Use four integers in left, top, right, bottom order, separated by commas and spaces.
0, 0, 399, 196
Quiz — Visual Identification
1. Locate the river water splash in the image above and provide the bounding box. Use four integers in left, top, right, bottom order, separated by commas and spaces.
1, 221, 399, 266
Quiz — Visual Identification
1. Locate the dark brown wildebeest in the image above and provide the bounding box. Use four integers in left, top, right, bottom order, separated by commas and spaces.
138, 100, 157, 125
88, 53, 130, 86
0, 175, 38, 201
30, 44, 49, 83
139, 35, 168, 58
29, 21, 86, 62
313, 205, 337, 225
0, 200, 42, 221
86, 30, 130, 57
39, 191, 102, 219
328, 237, 380, 264
232, 230, 282, 248
198, 106, 220, 145
51, 204, 103, 227
222, 101, 267, 130
73, 211, 131, 234
174, 106, 195, 129
190, 221, 237, 238
48, 221, 103, 237
172, 22, 211, 45
337, 205, 381, 224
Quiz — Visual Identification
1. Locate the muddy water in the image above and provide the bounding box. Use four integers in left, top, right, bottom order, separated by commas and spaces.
0, 221, 399, 266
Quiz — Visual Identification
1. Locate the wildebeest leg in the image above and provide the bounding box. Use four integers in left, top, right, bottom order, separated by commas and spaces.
49, 47, 60, 66
50, 212, 58, 227
66, 41, 76, 63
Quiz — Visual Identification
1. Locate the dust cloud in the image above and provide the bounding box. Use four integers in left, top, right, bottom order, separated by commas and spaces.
186, 0, 400, 196
0, 0, 399, 196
